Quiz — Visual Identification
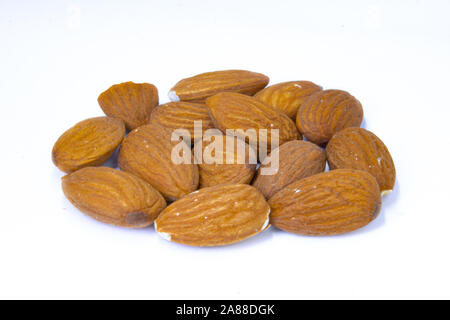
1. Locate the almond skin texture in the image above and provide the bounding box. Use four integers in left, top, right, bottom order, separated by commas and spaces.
194, 134, 257, 188
149, 101, 214, 141
206, 92, 300, 154
155, 184, 270, 246
169, 70, 269, 103
254, 81, 322, 119
62, 167, 166, 228
326, 127, 396, 194
98, 82, 159, 131
118, 123, 199, 201
269, 169, 381, 236
52, 117, 125, 173
252, 140, 326, 199
296, 89, 363, 145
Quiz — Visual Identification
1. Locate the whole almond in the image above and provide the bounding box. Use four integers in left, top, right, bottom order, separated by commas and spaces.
206, 92, 300, 154
98, 82, 159, 131
269, 169, 381, 236
254, 81, 322, 119
326, 127, 395, 195
62, 167, 166, 227
149, 101, 214, 141
169, 70, 269, 103
52, 117, 125, 173
296, 89, 363, 145
194, 133, 257, 188
118, 123, 199, 201
252, 140, 326, 199
155, 184, 270, 246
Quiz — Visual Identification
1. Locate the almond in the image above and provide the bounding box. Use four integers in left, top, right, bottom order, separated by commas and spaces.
149, 101, 214, 141
155, 184, 270, 246
296, 89, 363, 145
206, 92, 300, 154
52, 117, 125, 173
194, 133, 257, 188
118, 123, 199, 201
252, 140, 326, 199
254, 81, 322, 119
62, 167, 166, 227
98, 81, 159, 130
326, 127, 395, 195
169, 70, 269, 103
269, 169, 381, 236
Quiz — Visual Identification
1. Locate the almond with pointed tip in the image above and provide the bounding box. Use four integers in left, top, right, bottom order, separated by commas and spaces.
326, 127, 395, 194
269, 169, 381, 236
206, 92, 300, 154
149, 101, 214, 141
155, 184, 270, 246
252, 140, 326, 199
98, 81, 158, 130
296, 89, 363, 145
254, 81, 322, 119
52, 116, 125, 173
118, 123, 199, 201
169, 70, 269, 103
62, 167, 166, 227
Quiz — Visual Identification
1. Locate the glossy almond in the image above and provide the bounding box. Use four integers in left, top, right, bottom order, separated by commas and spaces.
252, 140, 326, 199
149, 101, 214, 141
206, 92, 300, 154
269, 169, 381, 236
326, 127, 395, 194
254, 81, 322, 119
169, 70, 269, 103
52, 117, 125, 173
98, 82, 159, 130
194, 133, 257, 188
296, 89, 363, 145
118, 123, 199, 201
62, 167, 166, 227
155, 184, 270, 246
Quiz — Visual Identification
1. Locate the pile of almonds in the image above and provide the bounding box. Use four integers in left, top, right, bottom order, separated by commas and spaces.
52, 70, 395, 247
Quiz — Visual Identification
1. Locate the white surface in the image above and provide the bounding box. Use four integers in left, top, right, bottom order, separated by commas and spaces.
1, 0, 449, 300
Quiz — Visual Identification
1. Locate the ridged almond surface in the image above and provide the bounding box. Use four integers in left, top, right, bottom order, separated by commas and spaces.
269, 169, 381, 236
254, 81, 322, 119
62, 167, 166, 227
149, 101, 214, 141
155, 184, 270, 246
118, 123, 199, 201
52, 117, 125, 173
296, 89, 363, 145
326, 127, 395, 194
252, 140, 326, 199
194, 134, 257, 188
98, 82, 159, 131
206, 92, 300, 154
169, 70, 269, 103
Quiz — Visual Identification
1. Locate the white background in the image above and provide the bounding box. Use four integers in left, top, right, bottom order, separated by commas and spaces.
1, 0, 449, 300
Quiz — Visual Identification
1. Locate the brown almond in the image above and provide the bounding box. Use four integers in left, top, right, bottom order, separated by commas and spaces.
296, 89, 363, 145
62, 167, 166, 227
52, 117, 125, 173
206, 92, 300, 154
194, 133, 257, 188
169, 70, 269, 103
326, 127, 395, 195
155, 184, 270, 246
254, 81, 322, 119
118, 123, 199, 201
269, 169, 381, 236
149, 101, 214, 141
252, 140, 326, 199
98, 82, 159, 130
